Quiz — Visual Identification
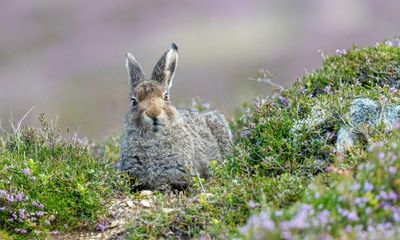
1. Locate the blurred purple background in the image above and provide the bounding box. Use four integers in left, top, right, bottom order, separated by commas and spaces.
1, 0, 399, 139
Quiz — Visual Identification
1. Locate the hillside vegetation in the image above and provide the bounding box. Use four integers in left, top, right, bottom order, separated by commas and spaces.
1, 39, 400, 239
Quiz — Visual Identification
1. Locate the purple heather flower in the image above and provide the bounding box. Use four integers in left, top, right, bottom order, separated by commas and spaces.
20, 229, 27, 234
22, 168, 30, 176
0, 190, 7, 198
338, 208, 347, 217
389, 87, 398, 94
247, 200, 256, 209
335, 49, 347, 55
388, 191, 397, 200
95, 222, 108, 232
385, 40, 394, 47
323, 85, 331, 93
30, 217, 37, 222
393, 212, 400, 222
201, 102, 210, 110
36, 211, 44, 217
389, 166, 396, 175
378, 191, 388, 200
344, 225, 353, 233
30, 176, 36, 181
350, 183, 360, 192
240, 128, 251, 138
277, 96, 288, 105
364, 182, 374, 192
353, 197, 366, 207
317, 210, 331, 225
281, 231, 292, 239
32, 201, 44, 209
6, 194, 14, 203
325, 132, 335, 141
379, 202, 391, 209
376, 152, 385, 160
18, 209, 26, 220
7, 218, 14, 222
347, 211, 359, 222
50, 231, 60, 235
0, 207, 6, 211
259, 212, 275, 231
15, 192, 24, 202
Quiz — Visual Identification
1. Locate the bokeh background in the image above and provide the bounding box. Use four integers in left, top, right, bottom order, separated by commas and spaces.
1, 0, 399, 139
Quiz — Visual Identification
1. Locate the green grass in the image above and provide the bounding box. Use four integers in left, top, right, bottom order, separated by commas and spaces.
1, 39, 400, 239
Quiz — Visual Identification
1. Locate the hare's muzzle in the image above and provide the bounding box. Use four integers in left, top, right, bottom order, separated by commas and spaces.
142, 103, 164, 131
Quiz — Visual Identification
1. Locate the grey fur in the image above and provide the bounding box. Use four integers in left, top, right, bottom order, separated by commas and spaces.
119, 44, 232, 190
125, 53, 145, 89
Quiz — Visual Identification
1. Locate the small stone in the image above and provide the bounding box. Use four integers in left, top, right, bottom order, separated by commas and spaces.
126, 200, 134, 207
336, 127, 356, 153
109, 220, 119, 229
140, 200, 151, 208
205, 193, 214, 198
162, 208, 175, 213
140, 190, 153, 197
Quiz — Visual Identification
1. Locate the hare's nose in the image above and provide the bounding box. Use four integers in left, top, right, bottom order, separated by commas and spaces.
145, 107, 161, 120
152, 117, 159, 126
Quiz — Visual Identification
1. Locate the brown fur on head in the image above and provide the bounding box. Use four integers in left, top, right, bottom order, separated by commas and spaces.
131, 81, 178, 131
125, 43, 179, 132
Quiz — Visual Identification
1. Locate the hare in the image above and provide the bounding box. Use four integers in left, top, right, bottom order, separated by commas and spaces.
119, 43, 232, 190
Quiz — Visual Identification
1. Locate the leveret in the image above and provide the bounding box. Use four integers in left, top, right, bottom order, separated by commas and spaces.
119, 43, 232, 190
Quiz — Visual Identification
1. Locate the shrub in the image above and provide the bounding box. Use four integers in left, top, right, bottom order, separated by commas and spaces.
0, 115, 128, 238
239, 130, 400, 239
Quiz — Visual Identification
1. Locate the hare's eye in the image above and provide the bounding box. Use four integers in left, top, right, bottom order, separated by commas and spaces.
131, 97, 138, 107
164, 93, 169, 102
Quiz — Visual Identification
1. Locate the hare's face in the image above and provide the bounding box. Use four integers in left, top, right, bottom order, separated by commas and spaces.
130, 81, 177, 132
125, 43, 179, 132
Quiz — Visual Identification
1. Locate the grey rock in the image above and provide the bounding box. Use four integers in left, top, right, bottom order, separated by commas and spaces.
383, 105, 400, 130
349, 98, 379, 126
336, 127, 357, 153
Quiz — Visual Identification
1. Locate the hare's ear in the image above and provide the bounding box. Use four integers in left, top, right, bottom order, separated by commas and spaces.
151, 43, 178, 90
125, 52, 145, 87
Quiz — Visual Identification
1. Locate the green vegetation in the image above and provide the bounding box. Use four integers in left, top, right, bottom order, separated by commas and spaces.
1, 39, 400, 239
0, 115, 128, 239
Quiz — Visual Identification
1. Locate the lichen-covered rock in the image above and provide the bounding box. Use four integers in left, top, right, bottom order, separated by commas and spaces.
336, 98, 400, 153
349, 98, 380, 126
383, 105, 400, 130
291, 103, 331, 135
336, 127, 356, 153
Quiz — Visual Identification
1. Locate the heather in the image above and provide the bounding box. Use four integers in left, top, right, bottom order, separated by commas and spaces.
0, 115, 128, 239
1, 39, 400, 239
